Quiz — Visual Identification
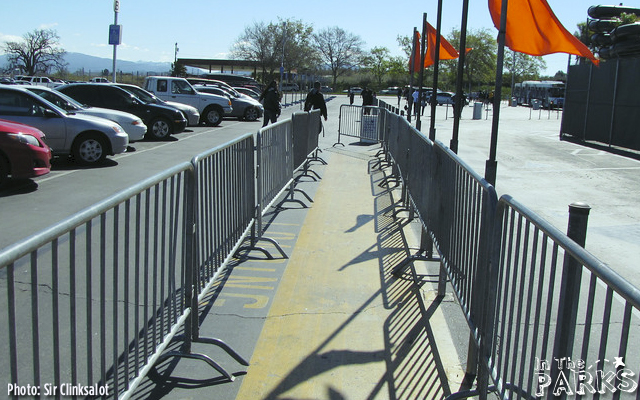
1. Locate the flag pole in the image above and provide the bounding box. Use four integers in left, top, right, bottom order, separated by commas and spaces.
486, 0, 509, 187
417, 13, 428, 131
451, 0, 470, 154
408, 27, 417, 123
429, 0, 444, 141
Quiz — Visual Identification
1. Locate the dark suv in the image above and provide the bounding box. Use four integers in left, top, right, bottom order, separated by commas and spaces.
57, 83, 187, 140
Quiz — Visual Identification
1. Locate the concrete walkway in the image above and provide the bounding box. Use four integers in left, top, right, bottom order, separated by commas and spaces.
132, 98, 472, 400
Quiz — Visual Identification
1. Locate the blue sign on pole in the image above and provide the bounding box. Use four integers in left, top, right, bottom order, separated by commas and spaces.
109, 25, 122, 45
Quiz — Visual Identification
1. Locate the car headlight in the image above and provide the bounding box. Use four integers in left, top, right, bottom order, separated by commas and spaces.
7, 133, 42, 147
111, 124, 125, 134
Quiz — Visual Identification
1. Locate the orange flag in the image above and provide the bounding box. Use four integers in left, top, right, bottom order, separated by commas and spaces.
488, 0, 598, 65
424, 22, 460, 68
409, 30, 422, 72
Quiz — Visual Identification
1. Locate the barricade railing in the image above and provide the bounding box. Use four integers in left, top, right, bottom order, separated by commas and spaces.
192, 133, 256, 295
477, 196, 640, 400
292, 109, 325, 182
335, 104, 386, 146
0, 109, 326, 398
382, 112, 498, 383
369, 106, 640, 400
0, 163, 195, 399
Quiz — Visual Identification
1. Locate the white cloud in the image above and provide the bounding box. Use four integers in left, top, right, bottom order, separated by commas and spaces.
0, 32, 24, 43
38, 23, 59, 30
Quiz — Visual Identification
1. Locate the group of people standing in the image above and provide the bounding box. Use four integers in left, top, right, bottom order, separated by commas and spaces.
259, 80, 328, 128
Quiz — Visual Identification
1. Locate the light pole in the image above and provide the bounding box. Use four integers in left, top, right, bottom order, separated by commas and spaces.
280, 22, 287, 91
109, 0, 122, 83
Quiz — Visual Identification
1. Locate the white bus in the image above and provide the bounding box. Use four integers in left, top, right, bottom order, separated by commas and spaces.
513, 80, 565, 108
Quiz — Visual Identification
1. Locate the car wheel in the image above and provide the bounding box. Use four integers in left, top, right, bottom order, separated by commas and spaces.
0, 155, 9, 188
73, 133, 107, 165
149, 117, 173, 140
244, 107, 259, 121
202, 106, 222, 126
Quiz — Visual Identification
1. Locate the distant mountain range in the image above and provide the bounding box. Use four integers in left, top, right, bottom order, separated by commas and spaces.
0, 52, 172, 76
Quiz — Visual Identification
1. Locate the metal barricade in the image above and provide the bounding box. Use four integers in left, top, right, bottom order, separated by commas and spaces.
257, 119, 293, 216
0, 110, 329, 398
335, 105, 386, 146
378, 109, 640, 400
192, 133, 256, 296
0, 163, 195, 399
478, 196, 640, 400
292, 109, 325, 182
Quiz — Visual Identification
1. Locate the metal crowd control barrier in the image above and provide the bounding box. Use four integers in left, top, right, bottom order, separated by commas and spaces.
292, 109, 326, 182
0, 109, 326, 398
375, 107, 640, 400
383, 112, 498, 383
0, 163, 196, 399
476, 196, 640, 400
335, 104, 386, 146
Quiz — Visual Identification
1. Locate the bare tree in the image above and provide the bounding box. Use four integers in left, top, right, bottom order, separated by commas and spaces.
231, 21, 279, 81
231, 18, 317, 84
313, 27, 365, 89
3, 29, 66, 75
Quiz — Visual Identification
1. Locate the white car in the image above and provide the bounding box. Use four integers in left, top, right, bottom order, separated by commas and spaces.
0, 86, 129, 164
25, 86, 147, 142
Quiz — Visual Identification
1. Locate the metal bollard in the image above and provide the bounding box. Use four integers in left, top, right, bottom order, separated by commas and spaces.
550, 202, 591, 399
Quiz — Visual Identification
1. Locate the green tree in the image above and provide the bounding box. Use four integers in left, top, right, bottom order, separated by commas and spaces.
3, 29, 66, 75
445, 28, 497, 92
362, 47, 391, 87
171, 62, 187, 77
312, 26, 365, 90
505, 50, 547, 81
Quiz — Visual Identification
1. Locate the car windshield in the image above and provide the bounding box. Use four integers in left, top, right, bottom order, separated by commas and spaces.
171, 80, 195, 95
26, 88, 85, 113
121, 85, 157, 103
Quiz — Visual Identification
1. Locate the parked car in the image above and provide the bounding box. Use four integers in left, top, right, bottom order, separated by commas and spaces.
320, 86, 333, 93
57, 83, 187, 140
436, 91, 455, 105
0, 118, 51, 187
89, 77, 110, 83
280, 83, 299, 92
380, 86, 401, 95
143, 76, 232, 127
0, 86, 129, 164
343, 87, 363, 94
194, 85, 263, 121
16, 76, 62, 88
25, 86, 147, 142
233, 86, 260, 100
114, 83, 200, 127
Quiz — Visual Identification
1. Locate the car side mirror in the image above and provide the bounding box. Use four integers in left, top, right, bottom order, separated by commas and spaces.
43, 108, 60, 118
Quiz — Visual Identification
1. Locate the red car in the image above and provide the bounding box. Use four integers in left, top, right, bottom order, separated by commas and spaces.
0, 119, 52, 187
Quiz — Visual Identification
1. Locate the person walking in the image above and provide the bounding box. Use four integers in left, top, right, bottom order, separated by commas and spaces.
361, 86, 374, 115
259, 80, 281, 127
304, 81, 328, 121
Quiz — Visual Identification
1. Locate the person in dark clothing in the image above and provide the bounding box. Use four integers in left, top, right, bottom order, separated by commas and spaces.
361, 86, 374, 115
304, 81, 328, 121
259, 80, 281, 127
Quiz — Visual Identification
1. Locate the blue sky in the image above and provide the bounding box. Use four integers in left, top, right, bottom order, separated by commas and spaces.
0, 0, 603, 75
